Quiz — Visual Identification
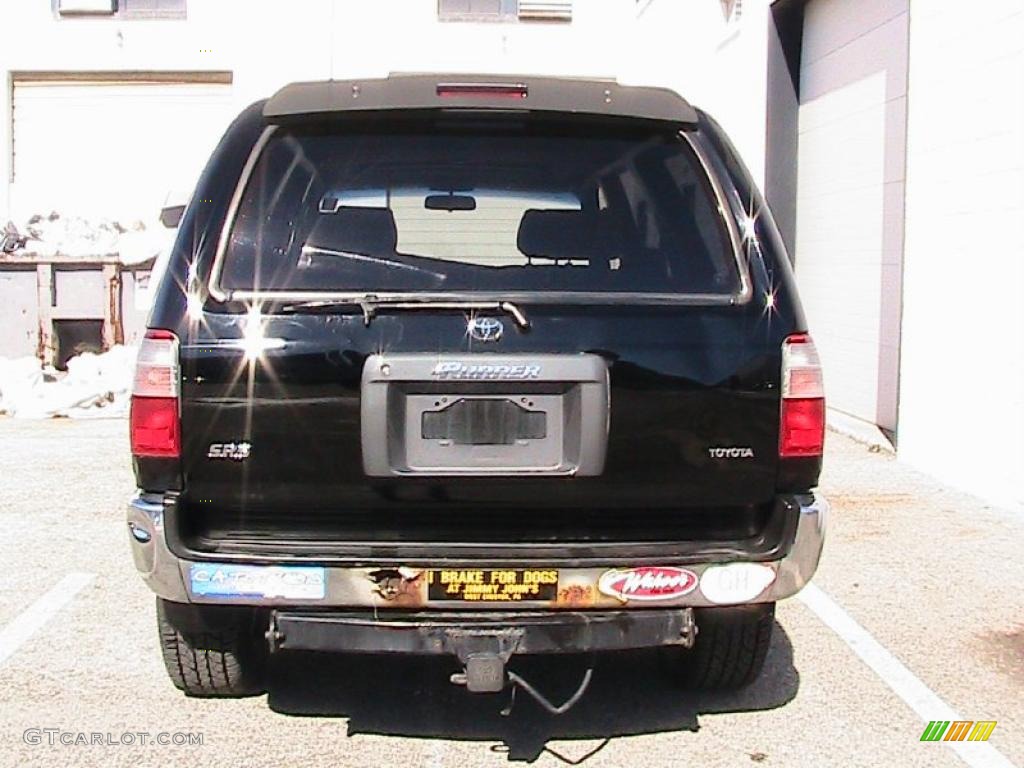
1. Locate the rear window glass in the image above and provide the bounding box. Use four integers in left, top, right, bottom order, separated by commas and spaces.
218, 122, 739, 298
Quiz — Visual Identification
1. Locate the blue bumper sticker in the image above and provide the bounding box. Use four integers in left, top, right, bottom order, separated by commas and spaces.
189, 564, 326, 600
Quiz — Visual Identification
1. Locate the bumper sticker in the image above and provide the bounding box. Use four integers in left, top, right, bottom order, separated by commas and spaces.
598, 566, 698, 602
189, 564, 326, 600
427, 569, 558, 601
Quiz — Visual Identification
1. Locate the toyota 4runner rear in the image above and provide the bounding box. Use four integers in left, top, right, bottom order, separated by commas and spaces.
127, 75, 827, 707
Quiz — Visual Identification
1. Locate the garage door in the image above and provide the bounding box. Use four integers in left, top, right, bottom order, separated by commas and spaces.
11, 75, 233, 222
793, 0, 908, 432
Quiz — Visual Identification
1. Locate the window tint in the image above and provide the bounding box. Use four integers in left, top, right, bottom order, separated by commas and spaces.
219, 122, 739, 298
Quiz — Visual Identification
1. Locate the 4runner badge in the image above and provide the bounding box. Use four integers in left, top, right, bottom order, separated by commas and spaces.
207, 442, 251, 461
431, 362, 540, 380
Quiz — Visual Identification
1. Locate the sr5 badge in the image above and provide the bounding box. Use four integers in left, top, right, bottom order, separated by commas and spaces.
207, 442, 251, 461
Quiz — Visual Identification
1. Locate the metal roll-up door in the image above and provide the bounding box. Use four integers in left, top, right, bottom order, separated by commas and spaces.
11, 75, 233, 221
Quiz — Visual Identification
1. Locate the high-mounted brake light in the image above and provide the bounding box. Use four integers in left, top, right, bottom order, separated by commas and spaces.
436, 82, 529, 100
130, 329, 180, 458
779, 333, 825, 458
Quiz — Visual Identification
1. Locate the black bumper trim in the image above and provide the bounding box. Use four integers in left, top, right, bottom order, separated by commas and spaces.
269, 610, 695, 656
164, 496, 801, 568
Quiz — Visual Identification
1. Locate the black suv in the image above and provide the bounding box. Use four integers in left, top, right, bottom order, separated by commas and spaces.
128, 75, 827, 707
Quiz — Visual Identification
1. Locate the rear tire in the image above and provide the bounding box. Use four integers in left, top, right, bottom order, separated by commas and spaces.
156, 599, 267, 697
666, 603, 775, 691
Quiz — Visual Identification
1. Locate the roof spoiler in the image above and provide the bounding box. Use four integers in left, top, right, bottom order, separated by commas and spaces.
263, 74, 698, 127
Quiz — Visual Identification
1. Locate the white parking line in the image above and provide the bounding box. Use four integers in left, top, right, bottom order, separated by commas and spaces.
0, 572, 95, 667
798, 583, 1018, 768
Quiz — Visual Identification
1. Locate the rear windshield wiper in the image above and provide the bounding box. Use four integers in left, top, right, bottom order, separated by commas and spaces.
280, 295, 531, 330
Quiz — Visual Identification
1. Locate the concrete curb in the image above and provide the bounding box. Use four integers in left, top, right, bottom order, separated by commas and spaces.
826, 408, 895, 454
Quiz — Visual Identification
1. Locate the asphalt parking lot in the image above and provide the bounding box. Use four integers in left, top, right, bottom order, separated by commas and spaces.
0, 417, 1020, 768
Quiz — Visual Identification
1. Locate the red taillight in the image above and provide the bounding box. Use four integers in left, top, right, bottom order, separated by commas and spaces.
130, 397, 180, 457
780, 334, 825, 458
436, 82, 529, 100
130, 329, 180, 458
780, 398, 825, 457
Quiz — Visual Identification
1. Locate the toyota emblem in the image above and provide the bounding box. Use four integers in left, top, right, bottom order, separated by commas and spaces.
467, 316, 504, 342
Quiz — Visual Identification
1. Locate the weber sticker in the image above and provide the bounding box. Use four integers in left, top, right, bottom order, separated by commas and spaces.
428, 569, 558, 601
189, 564, 325, 600
598, 566, 698, 602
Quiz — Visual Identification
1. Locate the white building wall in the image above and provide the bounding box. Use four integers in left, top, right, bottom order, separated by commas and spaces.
0, 0, 759, 359
899, 1, 1024, 511
0, 0, 338, 223
793, 0, 908, 431
333, 0, 636, 81
0, 0, 336, 104
1, 0, 761, 221
630, 0, 772, 187
0, 0, 671, 223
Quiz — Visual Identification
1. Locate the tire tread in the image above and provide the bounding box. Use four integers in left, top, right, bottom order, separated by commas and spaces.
671, 604, 774, 690
156, 600, 265, 697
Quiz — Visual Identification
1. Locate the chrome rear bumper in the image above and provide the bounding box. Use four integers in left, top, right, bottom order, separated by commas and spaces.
127, 492, 827, 609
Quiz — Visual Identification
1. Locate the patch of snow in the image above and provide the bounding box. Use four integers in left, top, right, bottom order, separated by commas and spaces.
0, 346, 137, 420
0, 357, 44, 415
5, 212, 172, 265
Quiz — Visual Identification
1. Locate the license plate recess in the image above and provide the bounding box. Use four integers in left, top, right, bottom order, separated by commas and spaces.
361, 353, 608, 477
